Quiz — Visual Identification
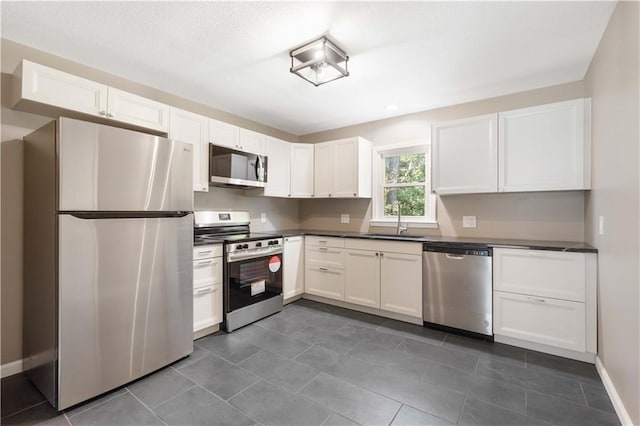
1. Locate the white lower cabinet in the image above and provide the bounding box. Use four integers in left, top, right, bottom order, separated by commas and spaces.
283, 236, 304, 301
380, 252, 423, 318
345, 249, 380, 308
305, 266, 345, 301
333, 239, 422, 320
193, 284, 223, 331
192, 244, 223, 335
492, 248, 596, 361
493, 291, 585, 352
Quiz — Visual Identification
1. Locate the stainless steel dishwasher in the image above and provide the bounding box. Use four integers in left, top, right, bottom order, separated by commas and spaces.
423, 243, 493, 336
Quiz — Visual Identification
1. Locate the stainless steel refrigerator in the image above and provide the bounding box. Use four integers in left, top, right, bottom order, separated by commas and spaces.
23, 117, 194, 410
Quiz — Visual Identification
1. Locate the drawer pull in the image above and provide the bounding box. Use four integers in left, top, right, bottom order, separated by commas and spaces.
318, 247, 328, 252
318, 240, 327, 244
319, 267, 328, 272
196, 287, 213, 294
197, 250, 213, 255
527, 297, 546, 303
197, 260, 214, 266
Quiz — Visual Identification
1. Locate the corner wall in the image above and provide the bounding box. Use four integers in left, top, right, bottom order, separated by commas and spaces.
583, 2, 640, 424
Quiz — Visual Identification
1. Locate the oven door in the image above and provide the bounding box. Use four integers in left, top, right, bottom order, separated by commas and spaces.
226, 251, 283, 313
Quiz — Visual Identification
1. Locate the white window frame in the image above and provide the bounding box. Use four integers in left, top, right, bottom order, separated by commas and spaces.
370, 138, 437, 228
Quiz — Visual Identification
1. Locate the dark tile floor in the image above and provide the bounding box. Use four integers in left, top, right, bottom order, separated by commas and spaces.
2, 299, 620, 426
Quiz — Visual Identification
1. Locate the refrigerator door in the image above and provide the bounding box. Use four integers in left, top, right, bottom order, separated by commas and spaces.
58, 117, 193, 212
57, 213, 193, 409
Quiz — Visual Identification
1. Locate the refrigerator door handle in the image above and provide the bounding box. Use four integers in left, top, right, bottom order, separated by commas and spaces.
63, 211, 192, 220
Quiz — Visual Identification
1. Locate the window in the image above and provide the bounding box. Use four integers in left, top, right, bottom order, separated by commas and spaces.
371, 140, 437, 227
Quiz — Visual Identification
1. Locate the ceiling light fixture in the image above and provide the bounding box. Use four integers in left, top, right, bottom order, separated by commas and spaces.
290, 36, 349, 87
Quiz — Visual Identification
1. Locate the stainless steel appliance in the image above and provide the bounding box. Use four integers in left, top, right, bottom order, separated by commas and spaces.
423, 243, 493, 337
194, 211, 283, 331
209, 144, 267, 189
23, 118, 194, 410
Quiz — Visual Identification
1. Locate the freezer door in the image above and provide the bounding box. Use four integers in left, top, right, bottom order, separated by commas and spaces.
58, 117, 193, 212
57, 213, 193, 409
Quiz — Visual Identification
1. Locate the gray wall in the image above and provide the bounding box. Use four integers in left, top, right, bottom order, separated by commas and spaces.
584, 2, 640, 423
299, 82, 588, 241
0, 39, 299, 366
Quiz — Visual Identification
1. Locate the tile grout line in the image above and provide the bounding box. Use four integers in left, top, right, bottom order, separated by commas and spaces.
148, 384, 200, 410
387, 403, 403, 426
456, 394, 468, 424
125, 388, 169, 426
1, 400, 48, 421
193, 383, 265, 426
65, 388, 128, 419
579, 381, 589, 406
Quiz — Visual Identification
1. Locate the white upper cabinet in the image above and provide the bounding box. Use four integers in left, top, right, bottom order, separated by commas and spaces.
209, 118, 240, 150
432, 114, 498, 194
169, 107, 209, 192
314, 137, 372, 198
264, 136, 291, 197
290, 143, 315, 198
431, 99, 591, 195
499, 99, 591, 192
13, 60, 169, 133
107, 88, 169, 133
238, 128, 266, 154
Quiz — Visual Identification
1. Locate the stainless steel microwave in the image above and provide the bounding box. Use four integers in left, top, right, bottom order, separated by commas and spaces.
209, 144, 267, 189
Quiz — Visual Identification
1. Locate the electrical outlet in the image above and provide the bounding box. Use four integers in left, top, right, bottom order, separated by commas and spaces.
462, 216, 477, 228
341, 214, 350, 224
599, 216, 604, 235
260, 213, 266, 223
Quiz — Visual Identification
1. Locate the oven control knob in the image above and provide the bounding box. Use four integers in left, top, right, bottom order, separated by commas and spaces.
255, 242, 262, 247
271, 240, 279, 246
242, 244, 249, 249
236, 244, 243, 250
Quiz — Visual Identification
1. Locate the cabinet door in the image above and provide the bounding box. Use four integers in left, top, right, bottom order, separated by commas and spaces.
345, 249, 380, 308
493, 248, 586, 302
193, 284, 222, 332
239, 128, 266, 154
432, 114, 498, 194
305, 266, 344, 301
314, 142, 333, 197
16, 60, 108, 118
332, 138, 359, 198
264, 137, 291, 197
380, 252, 422, 318
209, 118, 239, 149
290, 144, 315, 197
499, 99, 589, 192
283, 236, 304, 300
169, 107, 209, 192
107, 87, 169, 133
493, 291, 585, 352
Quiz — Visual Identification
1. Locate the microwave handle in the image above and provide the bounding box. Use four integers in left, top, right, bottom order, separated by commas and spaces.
254, 155, 260, 180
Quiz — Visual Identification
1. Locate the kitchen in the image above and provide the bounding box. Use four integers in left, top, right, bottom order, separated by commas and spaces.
1, 2, 638, 426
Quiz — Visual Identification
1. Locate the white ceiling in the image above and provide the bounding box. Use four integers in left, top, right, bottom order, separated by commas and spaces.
1, 1, 615, 135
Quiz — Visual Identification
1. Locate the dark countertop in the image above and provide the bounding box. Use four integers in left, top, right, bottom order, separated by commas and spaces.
266, 229, 598, 253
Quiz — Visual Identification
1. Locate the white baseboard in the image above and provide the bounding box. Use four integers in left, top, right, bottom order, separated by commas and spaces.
595, 356, 634, 426
1, 359, 24, 378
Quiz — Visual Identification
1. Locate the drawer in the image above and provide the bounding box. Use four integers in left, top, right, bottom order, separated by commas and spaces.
305, 236, 345, 248
493, 291, 585, 352
306, 246, 344, 269
493, 248, 585, 302
193, 284, 222, 332
193, 244, 223, 261
345, 238, 422, 255
193, 257, 223, 288
305, 266, 344, 301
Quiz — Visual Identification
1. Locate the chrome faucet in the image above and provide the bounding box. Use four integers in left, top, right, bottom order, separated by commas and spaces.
396, 203, 408, 235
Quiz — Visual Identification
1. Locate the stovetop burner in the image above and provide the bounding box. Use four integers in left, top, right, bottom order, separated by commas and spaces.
193, 210, 282, 246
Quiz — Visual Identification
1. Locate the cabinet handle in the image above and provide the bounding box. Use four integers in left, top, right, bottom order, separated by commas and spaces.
197, 260, 214, 266
380, 253, 384, 257
318, 240, 327, 244
99, 110, 107, 116
107, 112, 115, 118
328, 194, 332, 197
288, 194, 291, 197
527, 297, 546, 303
375, 252, 379, 256
197, 287, 213, 294
319, 267, 328, 272
197, 250, 213, 255
353, 193, 356, 197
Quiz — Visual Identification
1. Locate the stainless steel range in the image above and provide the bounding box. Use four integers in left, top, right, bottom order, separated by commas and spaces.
194, 211, 283, 332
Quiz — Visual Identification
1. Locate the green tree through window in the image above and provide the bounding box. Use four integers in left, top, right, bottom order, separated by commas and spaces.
383, 152, 426, 216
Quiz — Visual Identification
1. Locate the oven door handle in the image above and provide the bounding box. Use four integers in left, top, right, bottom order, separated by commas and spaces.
227, 248, 283, 262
